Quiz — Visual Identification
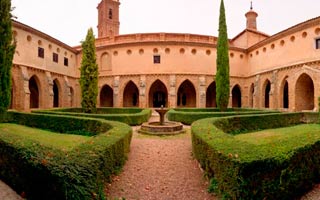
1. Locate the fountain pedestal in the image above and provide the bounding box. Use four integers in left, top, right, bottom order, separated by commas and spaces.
155, 108, 169, 125
138, 107, 185, 136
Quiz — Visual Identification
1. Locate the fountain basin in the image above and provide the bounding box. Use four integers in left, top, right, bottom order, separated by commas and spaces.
138, 121, 186, 136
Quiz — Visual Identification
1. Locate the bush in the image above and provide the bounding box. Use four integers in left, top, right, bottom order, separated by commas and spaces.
0, 111, 132, 200
32, 108, 152, 126
192, 112, 320, 199
167, 108, 278, 125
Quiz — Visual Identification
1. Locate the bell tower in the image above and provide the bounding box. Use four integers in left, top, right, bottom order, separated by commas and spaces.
245, 2, 258, 30
97, 0, 120, 38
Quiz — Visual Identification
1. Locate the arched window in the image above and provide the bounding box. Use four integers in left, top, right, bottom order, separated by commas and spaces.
109, 9, 113, 19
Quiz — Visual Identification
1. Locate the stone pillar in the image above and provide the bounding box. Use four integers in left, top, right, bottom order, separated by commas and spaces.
139, 75, 146, 108
199, 76, 206, 108
113, 76, 120, 107
45, 72, 53, 109
20, 66, 30, 111
64, 76, 71, 107
270, 70, 278, 109
169, 75, 176, 108
254, 75, 260, 108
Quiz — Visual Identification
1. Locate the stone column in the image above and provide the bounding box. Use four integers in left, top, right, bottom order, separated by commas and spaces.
270, 70, 278, 109
139, 75, 146, 108
64, 76, 71, 107
45, 71, 53, 109
254, 75, 260, 108
20, 66, 30, 111
199, 76, 206, 108
169, 75, 176, 108
113, 76, 120, 107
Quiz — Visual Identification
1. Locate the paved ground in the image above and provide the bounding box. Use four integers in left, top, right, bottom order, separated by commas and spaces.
0, 181, 22, 200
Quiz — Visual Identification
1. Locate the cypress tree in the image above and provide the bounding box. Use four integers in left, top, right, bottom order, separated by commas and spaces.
0, 0, 16, 113
80, 28, 98, 113
216, 0, 230, 111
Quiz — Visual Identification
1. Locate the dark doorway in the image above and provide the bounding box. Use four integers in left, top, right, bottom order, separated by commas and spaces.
53, 80, 59, 107
29, 76, 39, 108
295, 73, 314, 111
206, 82, 217, 107
177, 80, 196, 107
149, 80, 168, 107
232, 85, 241, 108
264, 81, 271, 108
283, 81, 289, 109
100, 85, 113, 107
123, 81, 139, 107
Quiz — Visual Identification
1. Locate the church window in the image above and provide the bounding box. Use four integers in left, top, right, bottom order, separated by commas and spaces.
53, 53, 59, 63
64, 57, 69, 66
109, 9, 113, 19
316, 38, 320, 49
38, 47, 44, 58
153, 55, 160, 64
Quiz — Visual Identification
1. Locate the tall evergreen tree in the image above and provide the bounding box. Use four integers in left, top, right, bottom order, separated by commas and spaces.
216, 0, 230, 111
0, 0, 16, 113
80, 28, 98, 113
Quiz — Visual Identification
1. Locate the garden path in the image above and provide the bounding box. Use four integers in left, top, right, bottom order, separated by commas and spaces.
105, 111, 215, 200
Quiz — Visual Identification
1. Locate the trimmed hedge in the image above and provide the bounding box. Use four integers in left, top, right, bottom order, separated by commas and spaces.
32, 107, 151, 126
0, 111, 132, 200
192, 112, 320, 199
168, 108, 278, 125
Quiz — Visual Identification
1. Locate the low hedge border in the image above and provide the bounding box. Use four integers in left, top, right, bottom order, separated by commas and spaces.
167, 108, 278, 125
192, 112, 320, 199
0, 111, 132, 200
32, 108, 152, 126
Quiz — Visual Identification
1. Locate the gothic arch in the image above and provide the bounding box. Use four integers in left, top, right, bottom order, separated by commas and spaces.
262, 79, 271, 108
29, 75, 40, 109
249, 83, 254, 108
295, 73, 314, 111
279, 76, 289, 109
149, 80, 168, 108
100, 84, 113, 107
232, 84, 242, 108
206, 81, 216, 107
123, 81, 139, 107
53, 79, 61, 108
177, 79, 196, 107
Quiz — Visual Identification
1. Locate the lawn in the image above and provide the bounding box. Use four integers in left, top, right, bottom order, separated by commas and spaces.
235, 124, 320, 154
0, 123, 90, 151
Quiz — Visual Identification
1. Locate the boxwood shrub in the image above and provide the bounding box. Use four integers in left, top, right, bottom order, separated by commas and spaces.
32, 108, 151, 126
168, 108, 278, 125
0, 111, 132, 200
192, 112, 320, 199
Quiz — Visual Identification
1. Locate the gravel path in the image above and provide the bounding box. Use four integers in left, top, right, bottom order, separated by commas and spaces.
106, 127, 215, 200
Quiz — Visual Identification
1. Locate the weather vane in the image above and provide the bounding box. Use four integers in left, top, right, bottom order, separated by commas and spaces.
250, 1, 253, 10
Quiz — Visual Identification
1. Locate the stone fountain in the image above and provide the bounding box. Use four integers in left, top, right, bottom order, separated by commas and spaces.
138, 106, 185, 135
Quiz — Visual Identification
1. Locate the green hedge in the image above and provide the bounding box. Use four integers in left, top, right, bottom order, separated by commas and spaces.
0, 111, 132, 200
192, 112, 320, 199
168, 108, 278, 125
32, 108, 152, 126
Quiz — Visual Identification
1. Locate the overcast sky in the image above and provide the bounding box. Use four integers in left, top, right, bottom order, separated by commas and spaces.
11, 0, 320, 46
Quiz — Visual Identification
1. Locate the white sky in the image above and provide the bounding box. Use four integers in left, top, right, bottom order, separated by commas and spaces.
11, 0, 320, 46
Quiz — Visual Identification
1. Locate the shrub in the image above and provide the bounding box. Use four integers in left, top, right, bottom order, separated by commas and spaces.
32, 108, 152, 126
167, 108, 278, 125
192, 112, 320, 199
0, 111, 132, 200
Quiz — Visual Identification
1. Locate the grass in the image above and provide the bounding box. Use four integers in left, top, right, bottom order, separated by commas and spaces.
235, 124, 320, 145
0, 123, 91, 151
